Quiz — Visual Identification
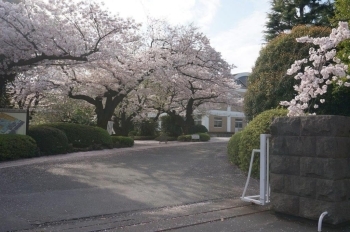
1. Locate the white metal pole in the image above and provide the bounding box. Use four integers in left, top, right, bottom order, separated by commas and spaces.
266, 135, 271, 203
260, 134, 267, 205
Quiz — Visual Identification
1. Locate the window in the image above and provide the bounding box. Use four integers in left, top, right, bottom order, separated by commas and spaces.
214, 117, 222, 128
235, 118, 243, 129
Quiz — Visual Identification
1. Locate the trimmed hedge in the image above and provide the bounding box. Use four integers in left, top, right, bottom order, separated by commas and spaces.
0, 134, 37, 161
177, 133, 210, 142
111, 136, 134, 147
28, 126, 70, 155
177, 135, 192, 141
227, 131, 242, 166
154, 136, 177, 141
133, 136, 157, 140
188, 125, 208, 134
128, 131, 137, 137
198, 133, 210, 141
233, 108, 287, 177
42, 123, 112, 148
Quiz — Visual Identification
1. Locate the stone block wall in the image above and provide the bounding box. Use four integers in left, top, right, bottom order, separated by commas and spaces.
270, 115, 350, 225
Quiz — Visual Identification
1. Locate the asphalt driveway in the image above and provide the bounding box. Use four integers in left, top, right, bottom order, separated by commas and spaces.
0, 139, 259, 231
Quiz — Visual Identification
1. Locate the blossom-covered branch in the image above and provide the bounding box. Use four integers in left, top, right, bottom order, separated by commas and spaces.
280, 22, 350, 116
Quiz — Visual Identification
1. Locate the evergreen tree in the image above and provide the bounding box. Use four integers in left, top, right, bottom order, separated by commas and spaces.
331, 0, 350, 67
245, 26, 331, 120
332, 0, 350, 23
265, 0, 334, 41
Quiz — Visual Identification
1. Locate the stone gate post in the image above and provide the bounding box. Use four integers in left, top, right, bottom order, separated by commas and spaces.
269, 115, 350, 225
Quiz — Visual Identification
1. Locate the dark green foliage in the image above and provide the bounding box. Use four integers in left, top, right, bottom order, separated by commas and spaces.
154, 136, 177, 141
188, 125, 208, 134
227, 131, 243, 166
161, 115, 183, 137
238, 109, 287, 177
28, 126, 69, 155
128, 130, 137, 137
42, 123, 112, 148
265, 0, 334, 41
0, 91, 13, 108
133, 136, 157, 140
245, 25, 331, 120
135, 120, 158, 136
198, 133, 210, 141
177, 133, 210, 142
177, 135, 192, 142
331, 0, 350, 75
0, 134, 37, 161
68, 108, 96, 126
111, 136, 134, 148
314, 82, 350, 116
332, 0, 350, 26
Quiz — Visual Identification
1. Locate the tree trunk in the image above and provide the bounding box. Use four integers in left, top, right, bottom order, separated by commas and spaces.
118, 112, 134, 136
183, 97, 195, 134
68, 92, 124, 131
95, 98, 116, 130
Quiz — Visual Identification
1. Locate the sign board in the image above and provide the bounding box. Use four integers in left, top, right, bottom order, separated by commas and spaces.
0, 109, 28, 135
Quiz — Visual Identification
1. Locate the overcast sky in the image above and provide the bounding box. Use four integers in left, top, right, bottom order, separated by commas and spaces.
95, 0, 271, 74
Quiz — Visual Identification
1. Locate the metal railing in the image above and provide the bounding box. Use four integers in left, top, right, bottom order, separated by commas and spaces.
241, 134, 271, 206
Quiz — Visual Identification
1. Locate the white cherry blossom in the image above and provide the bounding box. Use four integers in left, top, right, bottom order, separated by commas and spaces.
280, 22, 350, 116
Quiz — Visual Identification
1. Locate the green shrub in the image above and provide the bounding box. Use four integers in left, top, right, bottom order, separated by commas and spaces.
161, 115, 183, 137
28, 126, 70, 155
111, 136, 134, 147
177, 135, 192, 142
244, 26, 331, 120
135, 120, 158, 136
198, 133, 210, 141
128, 131, 137, 137
238, 108, 287, 177
154, 136, 177, 141
227, 131, 242, 166
133, 136, 157, 140
0, 134, 37, 161
42, 123, 112, 148
188, 125, 208, 134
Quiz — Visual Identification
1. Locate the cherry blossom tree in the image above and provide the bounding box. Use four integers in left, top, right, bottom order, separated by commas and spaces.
47, 35, 170, 130
145, 21, 241, 132
0, 0, 140, 106
8, 69, 60, 111
280, 22, 350, 116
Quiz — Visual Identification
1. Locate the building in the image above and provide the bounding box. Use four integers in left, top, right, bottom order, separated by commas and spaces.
198, 72, 250, 135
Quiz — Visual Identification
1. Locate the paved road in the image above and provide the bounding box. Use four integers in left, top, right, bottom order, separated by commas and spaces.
0, 139, 260, 231
2, 140, 348, 232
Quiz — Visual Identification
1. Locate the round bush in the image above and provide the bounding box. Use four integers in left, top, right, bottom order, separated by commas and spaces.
42, 123, 112, 148
198, 133, 210, 141
0, 134, 37, 161
188, 125, 208, 134
133, 136, 156, 140
177, 135, 192, 142
111, 136, 134, 147
227, 131, 242, 166
238, 108, 287, 177
128, 131, 137, 137
28, 126, 69, 155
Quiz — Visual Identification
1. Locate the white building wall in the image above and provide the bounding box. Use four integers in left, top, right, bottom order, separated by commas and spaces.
202, 115, 209, 131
